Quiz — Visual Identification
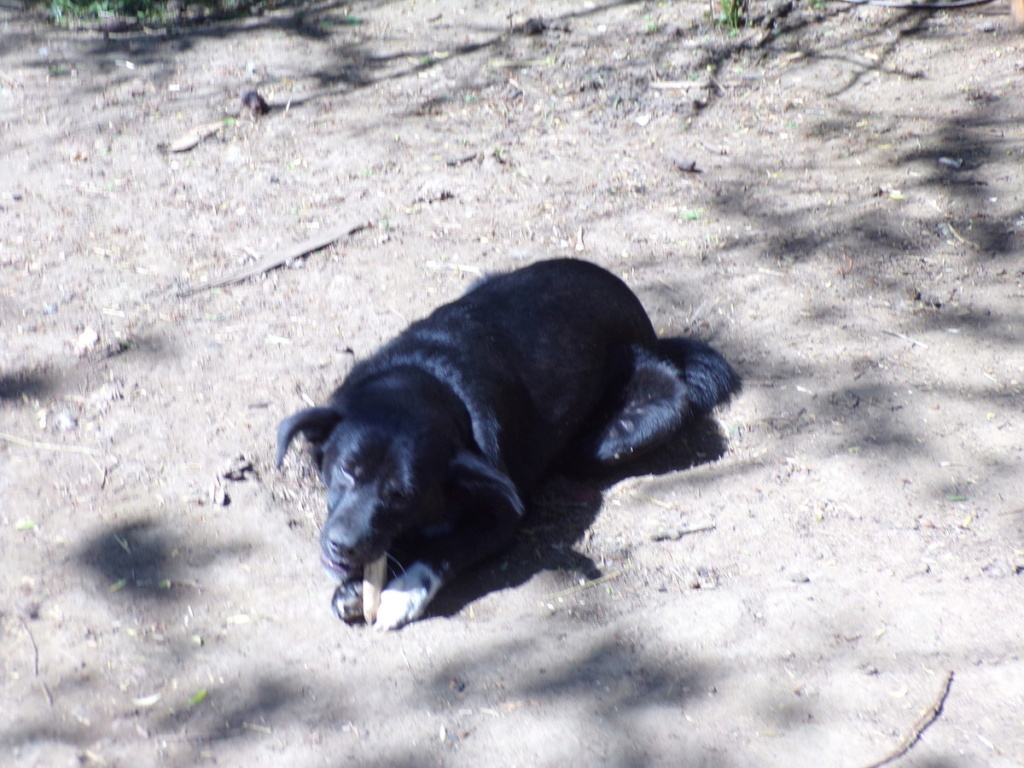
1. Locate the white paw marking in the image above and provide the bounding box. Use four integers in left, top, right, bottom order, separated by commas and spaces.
373, 562, 442, 632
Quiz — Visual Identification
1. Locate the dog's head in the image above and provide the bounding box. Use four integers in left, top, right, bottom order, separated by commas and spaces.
276, 406, 523, 581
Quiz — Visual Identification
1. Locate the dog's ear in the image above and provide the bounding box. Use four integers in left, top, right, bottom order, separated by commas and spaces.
276, 407, 343, 468
448, 451, 525, 519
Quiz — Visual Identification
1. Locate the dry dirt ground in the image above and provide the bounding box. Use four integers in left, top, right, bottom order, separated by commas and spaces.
2, 0, 1023, 765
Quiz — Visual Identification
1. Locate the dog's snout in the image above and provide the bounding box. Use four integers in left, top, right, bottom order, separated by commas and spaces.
322, 525, 360, 563
320, 506, 382, 571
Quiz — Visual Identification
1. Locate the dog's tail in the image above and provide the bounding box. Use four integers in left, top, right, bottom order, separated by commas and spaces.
656, 338, 742, 415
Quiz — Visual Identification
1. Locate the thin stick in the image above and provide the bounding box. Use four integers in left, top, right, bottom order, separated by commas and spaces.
545, 570, 622, 601
179, 220, 371, 296
17, 617, 54, 707
863, 670, 954, 768
0, 432, 102, 456
882, 330, 929, 349
945, 223, 976, 249
650, 80, 703, 91
651, 522, 717, 542
1, 434, 107, 487
707, 76, 727, 96
424, 260, 484, 276
446, 152, 478, 166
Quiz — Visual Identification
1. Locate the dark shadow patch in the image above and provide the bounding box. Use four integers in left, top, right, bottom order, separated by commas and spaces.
1, 673, 357, 768
428, 412, 731, 619
75, 517, 252, 601
0, 721, 97, 755
1, 330, 175, 407
101, 331, 174, 361
0, 367, 55, 402
519, 638, 713, 712
151, 677, 302, 744
76, 519, 182, 599
419, 634, 728, 767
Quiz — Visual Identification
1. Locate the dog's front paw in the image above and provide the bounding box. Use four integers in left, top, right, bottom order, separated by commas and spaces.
373, 562, 442, 632
331, 580, 364, 624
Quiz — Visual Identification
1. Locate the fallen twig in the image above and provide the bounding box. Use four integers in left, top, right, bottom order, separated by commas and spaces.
673, 158, 702, 173
707, 76, 727, 96
651, 522, 717, 542
545, 570, 623, 601
0, 431, 102, 456
685, 298, 716, 328
650, 80, 705, 91
424, 260, 484, 276
863, 670, 954, 768
882, 330, 929, 349
179, 220, 371, 296
944, 222, 978, 250
1, 432, 107, 485
17, 617, 54, 707
446, 152, 478, 167
168, 120, 225, 153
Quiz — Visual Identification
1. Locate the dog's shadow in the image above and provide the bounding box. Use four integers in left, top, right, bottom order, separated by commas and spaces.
427, 413, 731, 620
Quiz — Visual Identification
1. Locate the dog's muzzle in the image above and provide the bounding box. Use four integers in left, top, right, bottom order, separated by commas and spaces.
320, 550, 359, 581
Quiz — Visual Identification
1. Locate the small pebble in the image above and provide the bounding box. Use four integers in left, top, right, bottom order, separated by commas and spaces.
75, 327, 100, 356
55, 411, 78, 432
241, 89, 270, 116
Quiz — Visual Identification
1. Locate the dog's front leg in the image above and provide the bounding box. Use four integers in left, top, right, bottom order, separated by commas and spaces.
374, 500, 522, 631
374, 561, 445, 631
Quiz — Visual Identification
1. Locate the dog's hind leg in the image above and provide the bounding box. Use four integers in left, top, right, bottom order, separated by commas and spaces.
587, 349, 690, 464
585, 339, 740, 466
655, 337, 741, 414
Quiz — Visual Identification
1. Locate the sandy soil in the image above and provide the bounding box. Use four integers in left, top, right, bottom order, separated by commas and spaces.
2, 0, 1023, 765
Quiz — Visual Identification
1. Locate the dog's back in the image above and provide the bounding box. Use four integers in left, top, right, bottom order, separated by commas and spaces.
345, 259, 738, 490
345, 260, 656, 488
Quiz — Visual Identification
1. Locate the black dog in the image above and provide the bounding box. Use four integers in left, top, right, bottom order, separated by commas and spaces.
276, 259, 740, 630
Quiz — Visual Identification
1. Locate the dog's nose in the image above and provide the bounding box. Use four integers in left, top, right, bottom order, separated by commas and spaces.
321, 519, 376, 568
323, 528, 359, 564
